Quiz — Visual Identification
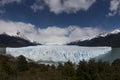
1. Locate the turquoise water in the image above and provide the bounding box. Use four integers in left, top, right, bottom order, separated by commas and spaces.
95, 48, 120, 63
0, 48, 6, 54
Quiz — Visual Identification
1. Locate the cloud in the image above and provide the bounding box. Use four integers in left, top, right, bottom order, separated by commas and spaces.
0, 20, 102, 44
0, 0, 22, 14
31, 0, 45, 12
108, 0, 120, 16
31, 0, 96, 14
0, 0, 22, 6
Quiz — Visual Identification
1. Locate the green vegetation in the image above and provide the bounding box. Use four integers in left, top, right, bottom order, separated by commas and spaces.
0, 54, 120, 80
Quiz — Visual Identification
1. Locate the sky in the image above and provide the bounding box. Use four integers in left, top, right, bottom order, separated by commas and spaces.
0, 0, 120, 44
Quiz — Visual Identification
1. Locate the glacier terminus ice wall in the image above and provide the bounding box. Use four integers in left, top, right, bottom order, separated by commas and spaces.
6, 45, 112, 64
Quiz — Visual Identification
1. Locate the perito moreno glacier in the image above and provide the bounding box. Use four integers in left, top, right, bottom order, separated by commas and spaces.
6, 45, 112, 63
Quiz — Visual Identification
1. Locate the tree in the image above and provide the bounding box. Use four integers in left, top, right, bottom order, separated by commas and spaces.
76, 60, 90, 80
62, 61, 76, 80
111, 59, 120, 80
16, 55, 28, 72
88, 59, 98, 80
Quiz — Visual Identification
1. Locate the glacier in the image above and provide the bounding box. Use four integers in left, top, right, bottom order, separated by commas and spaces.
6, 45, 112, 63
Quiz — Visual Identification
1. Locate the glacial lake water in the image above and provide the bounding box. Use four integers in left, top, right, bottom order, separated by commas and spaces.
95, 48, 120, 63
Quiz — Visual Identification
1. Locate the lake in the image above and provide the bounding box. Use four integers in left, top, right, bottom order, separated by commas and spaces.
95, 48, 120, 63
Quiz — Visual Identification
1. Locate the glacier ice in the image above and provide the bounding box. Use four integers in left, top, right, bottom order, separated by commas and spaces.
6, 45, 112, 63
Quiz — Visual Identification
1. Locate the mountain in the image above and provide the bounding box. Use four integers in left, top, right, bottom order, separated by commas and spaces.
67, 29, 120, 47
0, 32, 40, 47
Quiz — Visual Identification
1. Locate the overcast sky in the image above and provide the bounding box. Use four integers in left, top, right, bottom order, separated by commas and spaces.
0, 0, 120, 44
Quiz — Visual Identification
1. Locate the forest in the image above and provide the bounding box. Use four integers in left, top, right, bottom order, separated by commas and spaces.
0, 54, 120, 80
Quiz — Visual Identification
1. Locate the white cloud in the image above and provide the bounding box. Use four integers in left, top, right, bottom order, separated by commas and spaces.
31, 0, 45, 12
108, 0, 120, 16
31, 0, 96, 14
0, 0, 22, 6
0, 0, 22, 14
0, 20, 102, 45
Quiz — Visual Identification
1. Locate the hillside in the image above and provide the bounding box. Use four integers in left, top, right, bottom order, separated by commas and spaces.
0, 33, 40, 47
67, 29, 120, 47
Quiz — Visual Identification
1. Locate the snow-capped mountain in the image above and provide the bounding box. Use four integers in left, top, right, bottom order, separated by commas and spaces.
97, 29, 120, 37
0, 32, 40, 47
67, 29, 120, 47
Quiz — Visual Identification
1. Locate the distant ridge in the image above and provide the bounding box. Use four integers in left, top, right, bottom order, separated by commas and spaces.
67, 29, 120, 47
0, 32, 40, 47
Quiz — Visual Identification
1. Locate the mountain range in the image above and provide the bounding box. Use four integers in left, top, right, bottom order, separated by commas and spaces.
0, 32, 39, 47
0, 29, 120, 47
67, 29, 120, 47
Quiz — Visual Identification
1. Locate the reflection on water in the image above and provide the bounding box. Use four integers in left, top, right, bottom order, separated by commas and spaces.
95, 48, 120, 63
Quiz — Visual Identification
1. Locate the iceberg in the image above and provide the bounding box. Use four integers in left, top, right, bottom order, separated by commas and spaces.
6, 45, 112, 63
